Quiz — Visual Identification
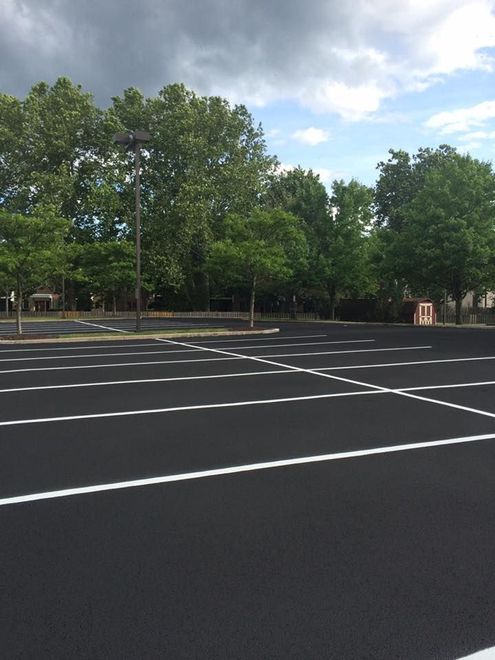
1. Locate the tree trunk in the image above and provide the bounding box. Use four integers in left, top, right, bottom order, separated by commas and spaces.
5, 288, 8, 315
455, 296, 462, 325
61, 275, 66, 319
16, 276, 22, 335
328, 282, 337, 321
249, 275, 256, 328
113, 292, 117, 315
191, 270, 210, 311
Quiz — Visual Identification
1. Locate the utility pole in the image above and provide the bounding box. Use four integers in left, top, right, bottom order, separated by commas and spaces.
113, 130, 151, 333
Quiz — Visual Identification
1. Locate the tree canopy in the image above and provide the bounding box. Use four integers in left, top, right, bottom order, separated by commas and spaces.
1, 77, 495, 326
0, 208, 70, 333
208, 209, 308, 327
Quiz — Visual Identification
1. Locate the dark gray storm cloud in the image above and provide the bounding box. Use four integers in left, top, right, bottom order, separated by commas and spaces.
1, 0, 351, 104
2, 0, 494, 117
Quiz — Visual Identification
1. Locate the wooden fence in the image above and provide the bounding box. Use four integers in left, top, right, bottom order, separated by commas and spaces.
0, 310, 320, 321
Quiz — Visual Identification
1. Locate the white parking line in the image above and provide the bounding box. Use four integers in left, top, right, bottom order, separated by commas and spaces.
2, 431, 495, 507
0, 369, 295, 393
195, 333, 327, 343
316, 355, 495, 371
0, 356, 240, 375
2, 376, 495, 426
0, 339, 375, 363
0, 345, 430, 374
400, 380, 495, 392
74, 320, 131, 333
1, 375, 494, 397
258, 346, 431, 358
0, 389, 381, 426
154, 336, 495, 421
0, 342, 162, 353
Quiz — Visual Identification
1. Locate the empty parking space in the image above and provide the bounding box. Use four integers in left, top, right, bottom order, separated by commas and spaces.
0, 316, 227, 336
1, 322, 495, 658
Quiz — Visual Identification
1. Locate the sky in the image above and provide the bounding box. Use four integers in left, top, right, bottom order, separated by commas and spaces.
2, 0, 495, 187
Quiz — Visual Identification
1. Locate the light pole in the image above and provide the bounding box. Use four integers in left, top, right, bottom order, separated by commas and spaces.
113, 130, 151, 332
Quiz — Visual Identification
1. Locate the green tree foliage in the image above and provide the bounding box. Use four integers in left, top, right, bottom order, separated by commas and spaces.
375, 145, 458, 231
266, 167, 329, 231
265, 167, 329, 308
0, 209, 70, 333
323, 180, 375, 318
389, 153, 495, 323
77, 241, 136, 313
266, 171, 374, 318
110, 83, 276, 307
208, 209, 308, 327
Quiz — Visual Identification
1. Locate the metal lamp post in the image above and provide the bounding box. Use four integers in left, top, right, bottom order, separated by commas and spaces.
113, 130, 151, 332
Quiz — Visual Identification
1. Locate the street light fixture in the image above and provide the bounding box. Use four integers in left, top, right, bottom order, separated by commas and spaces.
113, 130, 151, 332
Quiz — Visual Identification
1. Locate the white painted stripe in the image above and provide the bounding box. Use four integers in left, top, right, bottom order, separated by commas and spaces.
394, 391, 495, 419
0, 339, 374, 363
154, 337, 495, 421
0, 342, 163, 353
400, 380, 495, 392
195, 333, 326, 343
258, 345, 431, 358
0, 369, 294, 393
2, 431, 495, 507
0, 356, 239, 375
316, 355, 495, 371
74, 319, 130, 333
1, 378, 494, 426
233, 339, 375, 350
0, 345, 430, 374
0, 389, 381, 426
0, 336, 320, 352
2, 374, 494, 397
460, 647, 495, 658
0, 348, 199, 363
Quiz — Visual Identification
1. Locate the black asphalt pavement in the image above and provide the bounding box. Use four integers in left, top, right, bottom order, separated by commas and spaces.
0, 316, 226, 336
1, 323, 495, 659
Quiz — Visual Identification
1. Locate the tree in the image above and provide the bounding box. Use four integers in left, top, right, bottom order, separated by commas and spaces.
375, 145, 458, 231
110, 83, 276, 307
304, 179, 373, 319
0, 209, 70, 334
0, 271, 14, 315
390, 153, 495, 324
78, 241, 135, 313
265, 167, 329, 230
0, 78, 106, 220
265, 167, 330, 311
208, 209, 308, 327
325, 180, 374, 318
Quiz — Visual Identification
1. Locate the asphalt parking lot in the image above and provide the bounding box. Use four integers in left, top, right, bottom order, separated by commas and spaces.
0, 316, 226, 336
1, 321, 495, 659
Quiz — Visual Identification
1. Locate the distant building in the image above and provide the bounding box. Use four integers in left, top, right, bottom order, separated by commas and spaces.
445, 291, 494, 312
28, 287, 60, 312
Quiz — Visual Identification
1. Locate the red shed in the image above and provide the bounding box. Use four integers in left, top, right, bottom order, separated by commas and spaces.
401, 298, 436, 325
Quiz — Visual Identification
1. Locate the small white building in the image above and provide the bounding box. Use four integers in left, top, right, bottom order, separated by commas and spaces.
445, 291, 494, 311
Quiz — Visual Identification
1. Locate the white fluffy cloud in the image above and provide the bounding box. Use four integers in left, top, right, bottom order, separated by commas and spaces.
1, 0, 495, 121
424, 100, 495, 133
291, 127, 330, 145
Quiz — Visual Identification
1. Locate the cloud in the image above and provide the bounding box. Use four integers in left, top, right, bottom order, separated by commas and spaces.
301, 81, 389, 119
1, 0, 495, 121
424, 100, 495, 133
291, 127, 330, 145
313, 168, 337, 184
275, 163, 337, 186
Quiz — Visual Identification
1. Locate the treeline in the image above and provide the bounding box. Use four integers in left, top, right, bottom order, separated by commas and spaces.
1, 77, 495, 329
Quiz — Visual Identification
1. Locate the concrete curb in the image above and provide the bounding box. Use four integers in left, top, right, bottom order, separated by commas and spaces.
281, 319, 495, 330
0, 328, 280, 345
